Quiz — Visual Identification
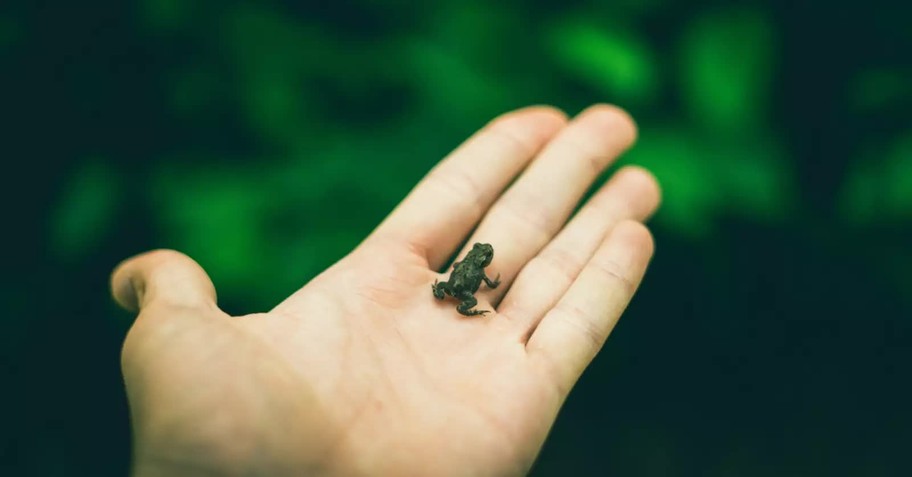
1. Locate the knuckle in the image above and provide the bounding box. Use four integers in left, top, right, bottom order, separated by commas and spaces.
531, 247, 584, 286
485, 107, 568, 156
551, 302, 604, 350
589, 257, 635, 294
484, 121, 542, 158
491, 196, 558, 244
556, 137, 618, 179
424, 165, 486, 216
563, 105, 638, 175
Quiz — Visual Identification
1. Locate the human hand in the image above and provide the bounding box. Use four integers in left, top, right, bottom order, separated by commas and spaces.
111, 104, 661, 476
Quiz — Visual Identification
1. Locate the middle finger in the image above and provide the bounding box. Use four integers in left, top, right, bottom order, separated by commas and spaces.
453, 104, 638, 301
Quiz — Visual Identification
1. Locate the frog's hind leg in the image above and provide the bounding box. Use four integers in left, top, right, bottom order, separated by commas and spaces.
483, 273, 501, 289
456, 291, 489, 317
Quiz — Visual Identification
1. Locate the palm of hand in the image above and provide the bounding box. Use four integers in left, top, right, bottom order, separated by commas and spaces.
115, 105, 660, 477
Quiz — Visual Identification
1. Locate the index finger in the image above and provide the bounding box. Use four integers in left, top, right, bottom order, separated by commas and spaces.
369, 106, 568, 269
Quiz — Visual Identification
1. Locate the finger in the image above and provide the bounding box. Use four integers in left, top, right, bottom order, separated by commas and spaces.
111, 249, 219, 313
525, 221, 654, 397
499, 166, 660, 336
455, 104, 637, 299
369, 105, 568, 269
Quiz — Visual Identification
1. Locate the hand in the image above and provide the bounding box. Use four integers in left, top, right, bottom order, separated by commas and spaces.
111, 104, 661, 476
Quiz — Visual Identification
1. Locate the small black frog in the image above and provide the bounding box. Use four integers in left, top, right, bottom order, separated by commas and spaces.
432, 242, 501, 316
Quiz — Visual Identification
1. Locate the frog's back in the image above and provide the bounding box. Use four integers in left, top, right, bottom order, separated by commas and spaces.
450, 260, 482, 291
451, 259, 467, 274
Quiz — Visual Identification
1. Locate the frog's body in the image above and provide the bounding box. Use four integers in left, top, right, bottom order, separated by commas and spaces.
432, 243, 500, 316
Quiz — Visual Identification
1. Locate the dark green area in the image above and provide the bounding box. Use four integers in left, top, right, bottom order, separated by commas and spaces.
3, 0, 911, 475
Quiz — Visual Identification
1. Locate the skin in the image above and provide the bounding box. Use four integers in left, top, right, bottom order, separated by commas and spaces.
432, 242, 501, 316
111, 104, 661, 477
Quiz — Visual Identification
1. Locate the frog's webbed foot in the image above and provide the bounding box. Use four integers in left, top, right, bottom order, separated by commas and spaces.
456, 292, 489, 316
432, 280, 448, 299
483, 273, 501, 289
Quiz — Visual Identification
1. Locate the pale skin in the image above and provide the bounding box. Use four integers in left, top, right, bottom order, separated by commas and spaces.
111, 104, 662, 476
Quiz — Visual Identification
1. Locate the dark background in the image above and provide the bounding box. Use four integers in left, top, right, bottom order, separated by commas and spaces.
3, 0, 911, 475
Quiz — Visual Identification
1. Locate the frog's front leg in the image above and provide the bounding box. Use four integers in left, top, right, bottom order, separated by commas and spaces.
432, 280, 451, 299
483, 273, 501, 289
456, 291, 489, 316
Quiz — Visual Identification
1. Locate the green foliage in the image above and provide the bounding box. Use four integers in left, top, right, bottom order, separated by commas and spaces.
405, 39, 513, 123
151, 163, 270, 292
119, 1, 806, 301
548, 17, 659, 104
39, 0, 895, 305
221, 4, 327, 147
624, 127, 793, 237
12, 1, 912, 475
840, 131, 912, 223
50, 160, 121, 260
887, 136, 912, 215
679, 7, 775, 133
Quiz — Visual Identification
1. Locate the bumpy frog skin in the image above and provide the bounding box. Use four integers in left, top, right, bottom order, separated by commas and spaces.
432, 243, 501, 316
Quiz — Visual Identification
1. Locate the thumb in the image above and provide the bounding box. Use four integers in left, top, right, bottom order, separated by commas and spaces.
111, 249, 218, 313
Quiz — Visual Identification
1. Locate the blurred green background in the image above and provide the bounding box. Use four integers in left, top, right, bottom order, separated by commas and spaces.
3, 0, 911, 475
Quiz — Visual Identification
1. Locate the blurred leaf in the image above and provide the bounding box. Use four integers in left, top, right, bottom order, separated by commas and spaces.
219, 5, 410, 149
222, 5, 316, 73
840, 131, 912, 223
624, 127, 794, 237
548, 18, 658, 104
680, 7, 775, 133
150, 163, 272, 298
220, 5, 324, 146
50, 160, 120, 259
405, 39, 513, 125
148, 144, 401, 308
432, 2, 509, 59
623, 128, 722, 237
839, 166, 878, 224
885, 134, 912, 216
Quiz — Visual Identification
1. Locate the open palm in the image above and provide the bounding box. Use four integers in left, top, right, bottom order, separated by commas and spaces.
112, 105, 661, 477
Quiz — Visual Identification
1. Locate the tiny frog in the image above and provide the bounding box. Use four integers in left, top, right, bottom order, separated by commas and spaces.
432, 242, 501, 316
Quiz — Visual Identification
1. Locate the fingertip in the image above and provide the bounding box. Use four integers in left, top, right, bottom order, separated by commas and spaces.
526, 104, 570, 124
110, 249, 218, 313
577, 103, 639, 146
612, 220, 655, 259
111, 259, 140, 312
489, 105, 569, 138
504, 104, 569, 122
615, 165, 663, 216
111, 252, 151, 312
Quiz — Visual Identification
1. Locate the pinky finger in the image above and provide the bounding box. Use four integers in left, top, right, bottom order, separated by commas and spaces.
525, 220, 655, 397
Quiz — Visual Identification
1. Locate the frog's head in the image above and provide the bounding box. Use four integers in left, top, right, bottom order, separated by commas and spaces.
469, 243, 495, 267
